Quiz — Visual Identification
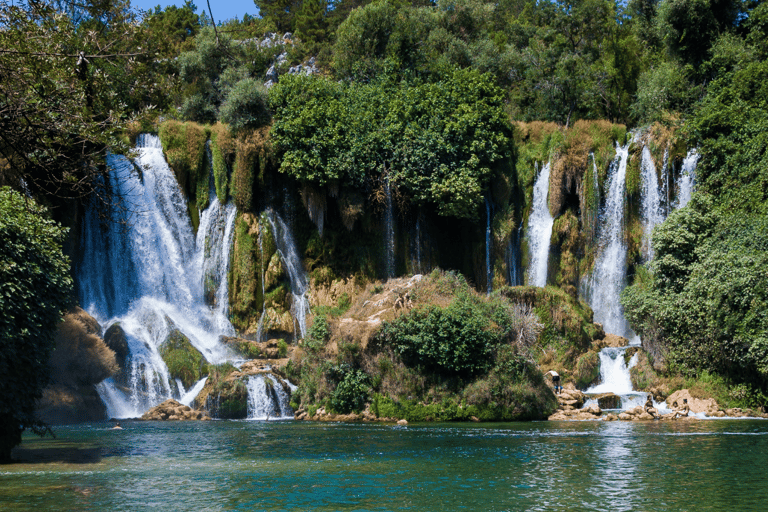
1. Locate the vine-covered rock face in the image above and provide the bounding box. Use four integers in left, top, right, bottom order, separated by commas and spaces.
159, 328, 209, 390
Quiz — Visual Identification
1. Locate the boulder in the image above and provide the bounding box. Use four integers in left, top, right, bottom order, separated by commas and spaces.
141, 399, 210, 421
104, 323, 129, 369
666, 389, 720, 415
397, 419, 408, 426
36, 308, 118, 424
597, 394, 621, 409
601, 333, 629, 348
603, 413, 619, 421
159, 329, 209, 389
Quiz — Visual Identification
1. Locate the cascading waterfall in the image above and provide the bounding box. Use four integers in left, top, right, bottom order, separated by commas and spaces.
526, 162, 554, 287
384, 179, 396, 279
485, 197, 493, 294
587, 143, 634, 340
83, 134, 237, 418
675, 149, 699, 209
266, 210, 310, 339
640, 146, 665, 260
246, 374, 296, 420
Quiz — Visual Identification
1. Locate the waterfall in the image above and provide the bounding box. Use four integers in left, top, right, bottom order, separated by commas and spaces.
675, 149, 699, 209
384, 179, 395, 279
81, 134, 237, 417
485, 197, 493, 294
266, 210, 310, 339
587, 143, 634, 339
507, 224, 523, 286
588, 348, 637, 395
246, 374, 296, 420
526, 162, 554, 287
640, 146, 665, 260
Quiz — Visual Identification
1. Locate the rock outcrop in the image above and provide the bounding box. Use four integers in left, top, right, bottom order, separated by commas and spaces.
36, 308, 118, 424
141, 399, 211, 421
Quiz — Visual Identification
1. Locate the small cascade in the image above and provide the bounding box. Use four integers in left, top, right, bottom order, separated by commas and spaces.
181, 377, 208, 407
587, 143, 634, 339
82, 134, 237, 417
246, 374, 295, 420
585, 347, 669, 412
384, 179, 396, 278
409, 210, 428, 275
485, 197, 493, 294
506, 224, 523, 286
588, 348, 637, 395
526, 162, 554, 287
640, 146, 665, 260
675, 149, 699, 209
266, 210, 310, 339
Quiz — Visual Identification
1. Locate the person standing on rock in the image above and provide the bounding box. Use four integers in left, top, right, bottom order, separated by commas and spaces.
547, 370, 562, 394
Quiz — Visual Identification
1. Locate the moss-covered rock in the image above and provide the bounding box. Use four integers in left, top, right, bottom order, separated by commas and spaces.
195, 363, 248, 419
159, 329, 209, 389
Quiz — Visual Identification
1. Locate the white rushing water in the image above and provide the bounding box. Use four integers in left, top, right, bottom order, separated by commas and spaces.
246, 374, 296, 420
640, 146, 665, 260
81, 134, 236, 417
266, 210, 311, 339
526, 162, 554, 287
587, 143, 634, 339
588, 348, 638, 395
675, 149, 699, 209
384, 179, 396, 279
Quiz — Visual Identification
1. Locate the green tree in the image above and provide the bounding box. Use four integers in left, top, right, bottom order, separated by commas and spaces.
0, 2, 143, 202
0, 188, 73, 462
270, 69, 512, 218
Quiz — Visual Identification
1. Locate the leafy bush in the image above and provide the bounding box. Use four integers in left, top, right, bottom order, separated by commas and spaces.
219, 78, 271, 133
377, 292, 497, 379
0, 188, 72, 460
328, 365, 370, 414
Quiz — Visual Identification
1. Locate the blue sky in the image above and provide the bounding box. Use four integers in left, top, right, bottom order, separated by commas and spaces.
130, 0, 259, 24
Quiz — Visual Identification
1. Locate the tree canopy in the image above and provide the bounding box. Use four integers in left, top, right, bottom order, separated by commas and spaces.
270, 69, 513, 218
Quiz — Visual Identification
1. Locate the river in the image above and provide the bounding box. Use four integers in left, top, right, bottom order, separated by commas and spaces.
2, 419, 766, 511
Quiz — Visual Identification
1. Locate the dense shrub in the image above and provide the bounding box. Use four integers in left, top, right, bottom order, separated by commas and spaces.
0, 188, 72, 460
377, 292, 497, 379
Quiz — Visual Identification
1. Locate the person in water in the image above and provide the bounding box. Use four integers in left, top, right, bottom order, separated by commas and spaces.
547, 370, 562, 394
112, 422, 123, 430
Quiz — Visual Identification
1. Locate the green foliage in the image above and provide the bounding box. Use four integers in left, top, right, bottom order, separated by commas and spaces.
277, 340, 288, 358
0, 3, 142, 202
378, 292, 498, 379
270, 69, 512, 218
0, 188, 72, 460
305, 315, 331, 352
219, 78, 271, 133
328, 364, 370, 414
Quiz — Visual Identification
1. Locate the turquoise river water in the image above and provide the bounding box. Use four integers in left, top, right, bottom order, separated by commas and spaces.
2, 419, 767, 511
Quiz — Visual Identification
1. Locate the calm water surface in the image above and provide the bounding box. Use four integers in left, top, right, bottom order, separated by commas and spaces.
2, 419, 766, 511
